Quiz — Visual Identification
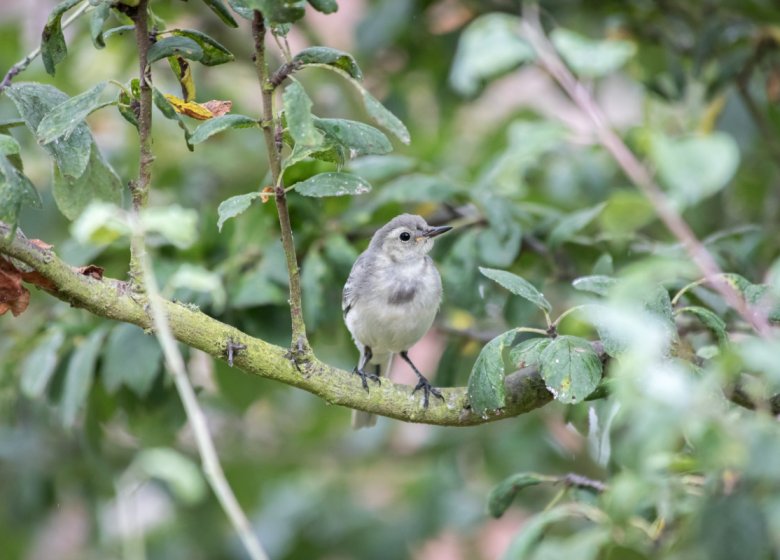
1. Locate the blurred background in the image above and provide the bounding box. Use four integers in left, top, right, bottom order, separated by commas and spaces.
2, 0, 780, 559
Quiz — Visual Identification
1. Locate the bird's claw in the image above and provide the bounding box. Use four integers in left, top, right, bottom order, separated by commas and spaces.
412, 377, 444, 408
353, 367, 381, 392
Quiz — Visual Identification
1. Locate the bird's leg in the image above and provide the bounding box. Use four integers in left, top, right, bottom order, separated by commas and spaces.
400, 351, 444, 408
353, 345, 381, 391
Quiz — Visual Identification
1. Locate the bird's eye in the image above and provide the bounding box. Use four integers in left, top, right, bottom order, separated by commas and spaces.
399, 232, 411, 242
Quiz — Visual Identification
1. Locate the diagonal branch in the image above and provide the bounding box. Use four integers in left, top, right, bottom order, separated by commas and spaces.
520, 5, 773, 338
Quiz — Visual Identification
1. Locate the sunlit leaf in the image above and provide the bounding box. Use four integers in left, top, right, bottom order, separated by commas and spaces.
70, 201, 130, 245
37, 82, 115, 144
551, 28, 636, 78
293, 172, 371, 197
540, 335, 602, 404
479, 267, 552, 313
449, 13, 533, 96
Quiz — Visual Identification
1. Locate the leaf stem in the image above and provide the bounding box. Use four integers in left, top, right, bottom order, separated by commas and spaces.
252, 11, 309, 351
515, 326, 550, 336
0, 0, 89, 94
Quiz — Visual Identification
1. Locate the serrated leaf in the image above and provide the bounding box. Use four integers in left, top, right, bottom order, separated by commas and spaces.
20, 330, 66, 398
307, 0, 337, 13
6, 83, 92, 179
170, 29, 235, 66
52, 143, 123, 221
467, 331, 513, 416
313, 118, 391, 156
479, 267, 551, 313
41, 0, 81, 75
61, 328, 106, 427
572, 275, 618, 297
283, 81, 324, 149
190, 114, 258, 144
217, 192, 261, 231
37, 82, 114, 144
508, 337, 551, 370
549, 202, 606, 248
302, 247, 328, 329
89, 1, 111, 49
449, 13, 534, 96
488, 472, 548, 518
147, 36, 204, 64
293, 172, 371, 197
551, 28, 636, 78
677, 306, 727, 344
200, 0, 239, 27
651, 132, 740, 208
293, 46, 361, 79
540, 335, 602, 404
102, 324, 163, 396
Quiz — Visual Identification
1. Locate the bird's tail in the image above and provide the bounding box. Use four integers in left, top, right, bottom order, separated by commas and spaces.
351, 353, 392, 430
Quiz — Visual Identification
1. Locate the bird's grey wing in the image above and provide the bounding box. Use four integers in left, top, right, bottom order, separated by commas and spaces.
342, 252, 369, 318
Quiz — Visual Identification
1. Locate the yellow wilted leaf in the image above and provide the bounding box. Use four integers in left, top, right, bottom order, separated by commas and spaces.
163, 94, 214, 120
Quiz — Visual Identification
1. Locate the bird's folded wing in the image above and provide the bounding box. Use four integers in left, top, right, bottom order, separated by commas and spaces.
342, 252, 369, 318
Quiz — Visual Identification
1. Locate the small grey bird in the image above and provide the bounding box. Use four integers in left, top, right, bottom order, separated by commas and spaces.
343, 214, 452, 429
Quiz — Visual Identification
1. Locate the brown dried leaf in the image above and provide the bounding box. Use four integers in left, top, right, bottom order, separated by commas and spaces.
30, 239, 54, 250
21, 270, 56, 291
260, 186, 275, 203
0, 256, 30, 316
77, 264, 104, 280
201, 99, 233, 117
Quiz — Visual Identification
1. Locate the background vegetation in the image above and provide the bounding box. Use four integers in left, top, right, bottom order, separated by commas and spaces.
2, 0, 780, 559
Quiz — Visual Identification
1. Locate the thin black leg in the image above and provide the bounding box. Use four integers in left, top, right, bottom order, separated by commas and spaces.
400, 351, 444, 408
353, 345, 381, 391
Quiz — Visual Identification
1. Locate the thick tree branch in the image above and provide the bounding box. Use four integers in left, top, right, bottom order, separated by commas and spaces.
1, 226, 552, 426
251, 11, 308, 351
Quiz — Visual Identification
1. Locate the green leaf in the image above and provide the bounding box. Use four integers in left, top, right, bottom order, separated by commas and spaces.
508, 337, 551, 370
0, 134, 20, 156
231, 0, 305, 24
60, 328, 107, 427
70, 202, 130, 245
0, 154, 43, 232
89, 1, 111, 49
572, 275, 618, 297
293, 172, 371, 197
217, 192, 261, 231
190, 114, 258, 145
313, 118, 392, 156
141, 205, 199, 249
548, 202, 607, 248
133, 448, 207, 505
52, 143, 123, 220
147, 36, 204, 64
41, 0, 81, 75
302, 247, 328, 329
200, 0, 239, 27
37, 82, 114, 145
20, 330, 66, 399
283, 80, 324, 149
361, 89, 410, 145
347, 155, 416, 183
467, 331, 513, 416
371, 173, 458, 207
307, 0, 338, 14
168, 264, 227, 311
449, 13, 534, 96
102, 324, 163, 396
170, 29, 235, 66
488, 472, 548, 518
677, 306, 727, 344
551, 28, 636, 78
479, 267, 552, 313
226, 0, 254, 19
6, 83, 92, 179
699, 493, 771, 560
293, 46, 361, 79
478, 196, 522, 267
103, 25, 135, 41
503, 506, 583, 560
540, 335, 602, 404
650, 132, 740, 208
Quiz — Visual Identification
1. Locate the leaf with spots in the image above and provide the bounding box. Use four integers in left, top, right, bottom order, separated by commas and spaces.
540, 335, 602, 404
293, 172, 371, 197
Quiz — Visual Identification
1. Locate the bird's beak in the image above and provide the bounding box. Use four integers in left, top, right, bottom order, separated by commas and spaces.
419, 225, 453, 241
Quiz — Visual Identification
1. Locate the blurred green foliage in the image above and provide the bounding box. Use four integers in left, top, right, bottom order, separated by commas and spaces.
2, 0, 780, 559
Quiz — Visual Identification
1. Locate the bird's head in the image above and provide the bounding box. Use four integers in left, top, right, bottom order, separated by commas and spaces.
370, 214, 452, 263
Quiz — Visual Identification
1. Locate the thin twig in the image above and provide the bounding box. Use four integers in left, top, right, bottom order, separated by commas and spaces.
133, 218, 269, 560
0, 1, 89, 94
520, 5, 772, 338
251, 11, 309, 351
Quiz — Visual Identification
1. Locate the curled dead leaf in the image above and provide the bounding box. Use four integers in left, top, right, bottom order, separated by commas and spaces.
260, 186, 275, 203
77, 265, 104, 280
201, 99, 233, 117
0, 256, 30, 317
164, 94, 214, 120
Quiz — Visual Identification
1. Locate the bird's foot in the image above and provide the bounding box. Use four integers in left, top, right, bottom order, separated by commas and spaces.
352, 367, 381, 392
285, 335, 312, 374
225, 339, 247, 367
412, 376, 444, 408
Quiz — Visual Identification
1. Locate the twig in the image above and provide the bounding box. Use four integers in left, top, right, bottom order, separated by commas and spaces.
251, 11, 309, 351
133, 217, 270, 560
0, 1, 89, 94
520, 5, 772, 338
